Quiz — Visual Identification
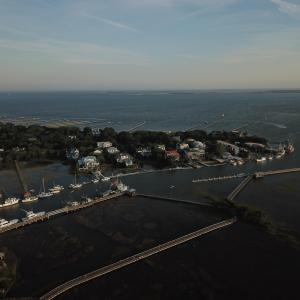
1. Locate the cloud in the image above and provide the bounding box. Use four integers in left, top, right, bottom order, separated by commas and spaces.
80, 12, 139, 32
270, 0, 300, 16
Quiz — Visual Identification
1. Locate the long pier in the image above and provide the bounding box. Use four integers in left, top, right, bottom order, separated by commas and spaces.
128, 121, 146, 132
227, 175, 253, 201
0, 192, 124, 235
137, 193, 213, 207
40, 218, 237, 300
192, 173, 247, 183
254, 167, 300, 178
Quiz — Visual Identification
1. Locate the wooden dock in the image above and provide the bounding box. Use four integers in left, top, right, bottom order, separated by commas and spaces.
40, 218, 237, 300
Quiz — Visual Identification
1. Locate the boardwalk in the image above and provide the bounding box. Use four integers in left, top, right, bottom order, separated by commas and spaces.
40, 218, 237, 300
0, 193, 124, 235
254, 167, 300, 178
192, 173, 247, 183
227, 175, 253, 201
137, 193, 213, 207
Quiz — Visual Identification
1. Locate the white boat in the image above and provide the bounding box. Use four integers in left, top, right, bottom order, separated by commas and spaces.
92, 178, 99, 184
21, 210, 45, 222
0, 218, 19, 228
67, 201, 80, 207
49, 184, 64, 194
101, 177, 110, 182
0, 197, 20, 208
37, 178, 53, 198
22, 195, 39, 203
256, 157, 266, 163
68, 174, 82, 189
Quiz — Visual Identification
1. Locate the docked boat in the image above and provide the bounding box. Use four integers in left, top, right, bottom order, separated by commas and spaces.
37, 178, 53, 198
256, 157, 266, 163
49, 184, 64, 194
0, 197, 20, 208
67, 201, 80, 207
21, 210, 45, 222
22, 195, 39, 203
101, 177, 110, 182
286, 142, 295, 154
111, 179, 129, 192
0, 218, 19, 228
68, 174, 82, 189
92, 178, 99, 184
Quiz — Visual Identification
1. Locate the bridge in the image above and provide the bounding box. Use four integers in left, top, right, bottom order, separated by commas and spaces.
227, 175, 253, 201
40, 218, 237, 300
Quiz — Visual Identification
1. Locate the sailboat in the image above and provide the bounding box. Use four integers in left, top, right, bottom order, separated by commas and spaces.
37, 178, 53, 198
68, 173, 82, 189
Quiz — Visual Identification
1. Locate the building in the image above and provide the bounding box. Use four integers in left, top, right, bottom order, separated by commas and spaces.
116, 153, 131, 163
176, 143, 189, 150
156, 144, 166, 151
79, 156, 99, 169
166, 149, 180, 161
186, 149, 206, 161
191, 141, 206, 150
106, 147, 120, 155
93, 149, 103, 156
136, 147, 152, 158
97, 141, 112, 149
66, 148, 80, 160
217, 140, 240, 156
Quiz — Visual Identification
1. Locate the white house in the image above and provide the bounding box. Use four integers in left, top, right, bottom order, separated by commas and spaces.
97, 141, 112, 149
106, 147, 120, 155
79, 156, 99, 169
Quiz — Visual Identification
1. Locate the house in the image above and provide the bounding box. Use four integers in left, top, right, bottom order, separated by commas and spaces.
124, 158, 133, 167
186, 149, 206, 161
93, 149, 103, 155
66, 148, 80, 160
156, 144, 166, 151
116, 153, 131, 163
166, 149, 180, 161
79, 156, 99, 169
191, 141, 206, 150
217, 140, 240, 156
97, 141, 112, 149
106, 147, 120, 155
172, 136, 181, 143
177, 143, 189, 150
136, 147, 152, 158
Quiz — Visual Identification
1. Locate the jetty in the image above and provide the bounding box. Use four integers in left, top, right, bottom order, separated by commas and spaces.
40, 218, 237, 300
254, 168, 300, 178
192, 173, 247, 183
0, 192, 124, 235
227, 175, 253, 201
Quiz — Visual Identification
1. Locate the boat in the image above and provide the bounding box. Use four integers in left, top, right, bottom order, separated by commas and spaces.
0, 218, 19, 228
256, 157, 266, 163
92, 178, 99, 184
37, 178, 53, 198
21, 210, 45, 222
68, 173, 82, 189
111, 179, 128, 192
67, 201, 80, 207
0, 197, 20, 208
267, 155, 273, 160
22, 195, 39, 203
49, 184, 64, 194
101, 177, 110, 182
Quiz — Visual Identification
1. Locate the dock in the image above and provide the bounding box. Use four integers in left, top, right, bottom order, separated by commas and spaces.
0, 192, 124, 235
192, 173, 247, 183
226, 175, 253, 201
254, 167, 300, 178
40, 217, 237, 300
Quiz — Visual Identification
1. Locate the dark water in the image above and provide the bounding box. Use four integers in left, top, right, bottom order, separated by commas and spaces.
0, 91, 300, 298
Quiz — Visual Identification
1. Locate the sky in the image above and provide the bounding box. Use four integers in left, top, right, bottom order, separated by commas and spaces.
0, 0, 300, 91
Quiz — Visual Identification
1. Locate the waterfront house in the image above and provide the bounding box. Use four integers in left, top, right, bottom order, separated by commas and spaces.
93, 149, 103, 155
166, 149, 180, 161
66, 148, 80, 160
186, 148, 206, 161
106, 147, 120, 155
156, 144, 166, 151
79, 156, 99, 169
191, 141, 206, 150
97, 141, 112, 149
176, 143, 189, 150
217, 140, 240, 156
136, 147, 152, 158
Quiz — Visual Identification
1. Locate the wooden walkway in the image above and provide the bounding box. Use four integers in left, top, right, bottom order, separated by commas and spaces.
40, 218, 237, 300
